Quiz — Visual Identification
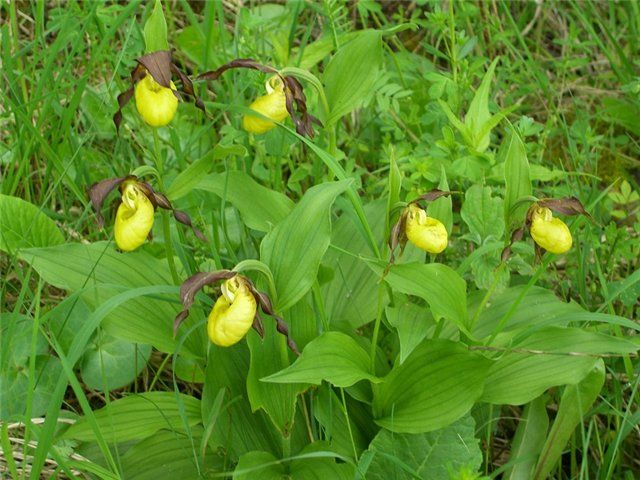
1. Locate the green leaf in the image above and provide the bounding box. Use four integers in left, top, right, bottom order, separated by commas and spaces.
504, 396, 549, 480
500, 128, 531, 233
361, 414, 482, 480
322, 201, 387, 330
143, 0, 169, 52
202, 342, 280, 459
323, 30, 383, 125
262, 332, 380, 387
480, 327, 635, 405
196, 171, 294, 232
313, 385, 369, 458
120, 427, 210, 480
0, 314, 63, 421
19, 243, 201, 357
260, 181, 351, 311
533, 361, 605, 480
427, 166, 452, 234
63, 392, 201, 443
234, 451, 284, 479
460, 185, 504, 244
471, 286, 580, 339
80, 332, 151, 392
385, 301, 434, 364
373, 340, 492, 433
0, 194, 64, 253
370, 262, 469, 332
465, 58, 499, 152
246, 323, 305, 435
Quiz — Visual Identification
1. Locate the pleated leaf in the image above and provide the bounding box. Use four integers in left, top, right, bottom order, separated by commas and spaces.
64, 392, 201, 443
373, 340, 492, 433
261, 181, 351, 311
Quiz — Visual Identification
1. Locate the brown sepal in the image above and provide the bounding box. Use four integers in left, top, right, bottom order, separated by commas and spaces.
173, 270, 237, 335
538, 197, 593, 221
412, 189, 452, 204
88, 176, 132, 228
137, 50, 173, 88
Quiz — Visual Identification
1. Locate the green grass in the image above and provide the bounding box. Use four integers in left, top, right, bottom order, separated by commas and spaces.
1, 1, 639, 479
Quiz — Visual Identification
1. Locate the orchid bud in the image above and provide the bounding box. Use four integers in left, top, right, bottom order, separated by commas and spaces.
242, 76, 289, 134
134, 73, 179, 127
207, 276, 257, 347
405, 203, 448, 254
114, 181, 155, 252
529, 206, 572, 254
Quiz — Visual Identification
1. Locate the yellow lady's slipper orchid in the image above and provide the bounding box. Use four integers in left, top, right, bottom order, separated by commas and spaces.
405, 203, 448, 254
207, 276, 257, 347
134, 73, 179, 127
242, 76, 289, 134
529, 206, 572, 254
114, 181, 155, 252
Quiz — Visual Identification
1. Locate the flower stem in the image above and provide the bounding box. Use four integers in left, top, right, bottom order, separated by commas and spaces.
151, 128, 180, 285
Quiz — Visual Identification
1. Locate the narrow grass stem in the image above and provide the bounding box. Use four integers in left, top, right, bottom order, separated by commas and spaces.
151, 128, 180, 285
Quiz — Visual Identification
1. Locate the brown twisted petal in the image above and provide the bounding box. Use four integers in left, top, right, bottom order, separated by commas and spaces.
173, 270, 237, 335
243, 277, 300, 355
88, 176, 132, 228
170, 63, 205, 112
141, 187, 208, 242
197, 58, 278, 81
387, 210, 408, 267
113, 65, 147, 131
501, 227, 525, 262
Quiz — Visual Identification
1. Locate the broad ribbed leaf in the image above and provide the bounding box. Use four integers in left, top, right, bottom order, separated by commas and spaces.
460, 185, 504, 243
323, 30, 383, 125
362, 414, 482, 480
120, 427, 208, 479
505, 396, 549, 480
386, 301, 434, 363
64, 392, 201, 442
500, 128, 531, 232
262, 332, 380, 387
0, 194, 64, 253
480, 327, 635, 405
373, 340, 491, 433
246, 324, 305, 435
261, 181, 351, 311
19, 242, 202, 356
196, 171, 294, 232
532, 361, 605, 480
371, 262, 468, 332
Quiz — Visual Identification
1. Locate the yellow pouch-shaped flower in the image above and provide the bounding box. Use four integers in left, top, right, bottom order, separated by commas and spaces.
207, 276, 257, 347
135, 74, 179, 127
530, 207, 572, 254
114, 182, 155, 252
405, 203, 448, 254
242, 77, 288, 134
